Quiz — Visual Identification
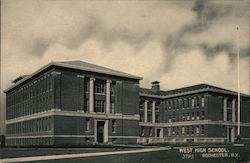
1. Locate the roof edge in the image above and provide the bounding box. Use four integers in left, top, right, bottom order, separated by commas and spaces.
4, 61, 143, 93
140, 86, 250, 98
4, 62, 54, 93
53, 62, 143, 80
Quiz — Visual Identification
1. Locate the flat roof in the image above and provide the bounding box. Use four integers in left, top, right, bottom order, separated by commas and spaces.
140, 84, 250, 98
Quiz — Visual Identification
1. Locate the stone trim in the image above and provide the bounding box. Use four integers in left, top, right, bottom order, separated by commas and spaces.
139, 120, 250, 127
6, 109, 140, 124
6, 135, 95, 139
108, 136, 139, 139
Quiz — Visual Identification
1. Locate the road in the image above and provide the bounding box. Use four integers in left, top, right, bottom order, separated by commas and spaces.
1, 144, 249, 163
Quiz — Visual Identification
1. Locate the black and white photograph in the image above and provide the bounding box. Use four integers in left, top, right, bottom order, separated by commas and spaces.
0, 0, 250, 162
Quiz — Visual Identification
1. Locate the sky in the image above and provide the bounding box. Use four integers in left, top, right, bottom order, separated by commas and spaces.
0, 0, 249, 134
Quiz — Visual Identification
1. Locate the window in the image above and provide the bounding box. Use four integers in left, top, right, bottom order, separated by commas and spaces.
187, 98, 190, 108
110, 84, 115, 95
168, 127, 171, 136
84, 80, 89, 92
95, 81, 105, 94
187, 113, 190, 121
155, 102, 160, 111
176, 113, 179, 122
180, 99, 184, 109
172, 127, 175, 135
85, 118, 90, 132
155, 114, 159, 123
186, 126, 190, 135
182, 113, 185, 121
38, 119, 42, 132
111, 102, 115, 113
140, 114, 144, 122
191, 98, 195, 108
139, 101, 144, 110
176, 127, 179, 136
196, 111, 200, 120
196, 126, 199, 134
182, 126, 185, 134
147, 114, 152, 123
201, 125, 205, 134
148, 102, 152, 110
140, 127, 145, 136
191, 112, 195, 120
169, 101, 172, 110
156, 128, 162, 137
197, 97, 201, 107
48, 117, 51, 131
165, 101, 169, 111
149, 127, 153, 136
95, 100, 105, 112
49, 77, 53, 91
84, 100, 89, 112
168, 115, 172, 123
191, 126, 194, 135
174, 100, 177, 110
201, 97, 205, 107
112, 120, 116, 133
201, 111, 205, 120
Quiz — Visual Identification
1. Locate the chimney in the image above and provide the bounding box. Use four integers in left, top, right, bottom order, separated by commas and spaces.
151, 81, 160, 93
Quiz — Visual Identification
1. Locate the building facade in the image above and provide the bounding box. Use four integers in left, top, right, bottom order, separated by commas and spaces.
138, 82, 250, 144
5, 61, 141, 146
4, 60, 250, 146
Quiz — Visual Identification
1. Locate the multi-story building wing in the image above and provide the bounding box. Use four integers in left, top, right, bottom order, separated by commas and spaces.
4, 60, 250, 147
138, 82, 250, 144
4, 60, 142, 146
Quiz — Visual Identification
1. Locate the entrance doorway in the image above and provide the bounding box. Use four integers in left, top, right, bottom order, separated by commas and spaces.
156, 128, 163, 138
156, 129, 161, 137
97, 121, 105, 143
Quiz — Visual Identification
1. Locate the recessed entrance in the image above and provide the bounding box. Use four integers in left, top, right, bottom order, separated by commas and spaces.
97, 121, 105, 143
156, 129, 161, 137
155, 128, 163, 138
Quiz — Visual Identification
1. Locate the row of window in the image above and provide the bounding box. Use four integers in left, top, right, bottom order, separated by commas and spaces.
7, 93, 53, 119
6, 137, 53, 146
140, 114, 160, 123
168, 125, 205, 136
7, 78, 116, 120
140, 111, 205, 123
7, 98, 115, 121
7, 75, 53, 107
7, 117, 52, 134
167, 111, 205, 122
165, 96, 205, 110
139, 101, 161, 111
139, 96, 205, 113
140, 125, 205, 137
84, 79, 115, 95
92, 100, 115, 113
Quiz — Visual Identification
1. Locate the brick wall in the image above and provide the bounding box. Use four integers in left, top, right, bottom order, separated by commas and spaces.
207, 94, 223, 121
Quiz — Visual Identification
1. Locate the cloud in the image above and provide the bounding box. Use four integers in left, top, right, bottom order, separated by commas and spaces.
1, 0, 196, 56
159, 49, 249, 94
